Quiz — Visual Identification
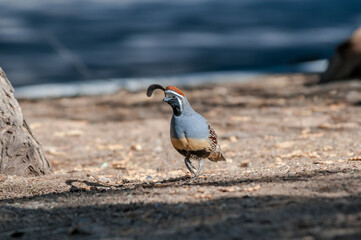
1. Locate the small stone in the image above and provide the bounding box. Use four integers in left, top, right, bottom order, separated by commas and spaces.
346, 91, 361, 104
100, 162, 108, 169
323, 145, 333, 151
153, 145, 163, 153
54, 130, 84, 137
131, 144, 142, 151
240, 160, 249, 168
0, 174, 8, 182
229, 136, 238, 142
46, 148, 66, 156
99, 177, 110, 183
243, 184, 261, 192
111, 161, 126, 169
275, 141, 295, 149
51, 160, 61, 166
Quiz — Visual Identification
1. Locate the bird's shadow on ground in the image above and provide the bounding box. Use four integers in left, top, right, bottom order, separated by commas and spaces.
1, 169, 361, 239
65, 168, 359, 193
0, 168, 358, 204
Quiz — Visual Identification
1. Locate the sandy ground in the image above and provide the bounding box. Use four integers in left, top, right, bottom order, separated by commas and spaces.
1, 74, 361, 239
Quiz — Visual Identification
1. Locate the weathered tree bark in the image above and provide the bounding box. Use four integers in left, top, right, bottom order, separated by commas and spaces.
0, 68, 51, 176
321, 27, 361, 83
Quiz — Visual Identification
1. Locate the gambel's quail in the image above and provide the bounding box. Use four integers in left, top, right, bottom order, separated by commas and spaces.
147, 84, 225, 178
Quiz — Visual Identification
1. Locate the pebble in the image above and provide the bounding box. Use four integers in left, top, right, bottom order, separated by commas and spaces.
131, 144, 142, 151
99, 177, 110, 183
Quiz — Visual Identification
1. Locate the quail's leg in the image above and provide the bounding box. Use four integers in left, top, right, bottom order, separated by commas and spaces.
195, 159, 205, 178
184, 158, 196, 176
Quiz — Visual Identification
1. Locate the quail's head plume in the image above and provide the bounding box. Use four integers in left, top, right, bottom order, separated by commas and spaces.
147, 84, 225, 178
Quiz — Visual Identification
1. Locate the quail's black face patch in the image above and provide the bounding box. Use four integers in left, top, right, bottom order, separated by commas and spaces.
163, 91, 183, 116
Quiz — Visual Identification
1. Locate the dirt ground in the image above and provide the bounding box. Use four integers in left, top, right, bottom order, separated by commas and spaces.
1, 74, 361, 240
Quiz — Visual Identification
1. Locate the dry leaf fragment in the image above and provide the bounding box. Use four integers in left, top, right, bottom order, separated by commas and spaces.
98, 177, 111, 184
318, 122, 359, 129
313, 160, 334, 165
323, 146, 333, 151
243, 184, 261, 192
29, 122, 43, 129
301, 128, 311, 135
46, 148, 66, 156
54, 130, 84, 137
276, 141, 295, 149
281, 150, 320, 159
306, 152, 321, 158
131, 144, 142, 151
96, 144, 123, 150
0, 174, 7, 182
299, 129, 325, 138
194, 193, 212, 199
111, 161, 127, 169
347, 157, 361, 162
79, 185, 91, 191
275, 157, 286, 166
229, 136, 238, 142
153, 146, 163, 153
219, 187, 238, 192
230, 116, 251, 122
281, 150, 303, 159
51, 160, 61, 166
240, 160, 249, 168
71, 182, 92, 191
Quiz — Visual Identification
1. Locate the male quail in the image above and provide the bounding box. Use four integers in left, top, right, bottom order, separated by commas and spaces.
147, 84, 225, 178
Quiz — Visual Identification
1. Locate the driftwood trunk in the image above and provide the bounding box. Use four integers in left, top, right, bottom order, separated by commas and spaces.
321, 27, 361, 83
0, 68, 51, 176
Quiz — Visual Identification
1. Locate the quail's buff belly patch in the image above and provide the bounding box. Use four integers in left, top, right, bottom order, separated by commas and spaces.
147, 84, 225, 178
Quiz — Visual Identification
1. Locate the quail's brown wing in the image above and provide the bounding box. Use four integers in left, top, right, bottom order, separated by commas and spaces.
207, 122, 226, 162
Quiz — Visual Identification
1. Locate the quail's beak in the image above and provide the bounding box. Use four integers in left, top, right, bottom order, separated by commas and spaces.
163, 97, 170, 103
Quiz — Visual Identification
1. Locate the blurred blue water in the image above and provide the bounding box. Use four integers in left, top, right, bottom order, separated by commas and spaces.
0, 0, 360, 87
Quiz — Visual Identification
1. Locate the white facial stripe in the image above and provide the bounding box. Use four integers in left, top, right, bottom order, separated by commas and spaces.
165, 90, 184, 99
177, 96, 183, 112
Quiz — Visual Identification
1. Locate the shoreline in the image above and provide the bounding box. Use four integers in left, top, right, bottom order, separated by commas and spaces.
14, 59, 327, 99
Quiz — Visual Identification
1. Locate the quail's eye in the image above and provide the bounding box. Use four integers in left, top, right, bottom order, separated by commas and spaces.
172, 96, 176, 99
